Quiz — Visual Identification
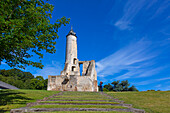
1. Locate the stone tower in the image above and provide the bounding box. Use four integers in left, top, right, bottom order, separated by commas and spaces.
47, 28, 98, 92
61, 27, 80, 76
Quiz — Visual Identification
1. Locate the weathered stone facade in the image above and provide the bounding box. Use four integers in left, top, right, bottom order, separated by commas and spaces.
47, 28, 98, 92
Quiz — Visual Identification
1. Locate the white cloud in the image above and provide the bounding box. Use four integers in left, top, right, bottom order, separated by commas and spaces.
155, 84, 162, 88
114, 0, 147, 30
114, 21, 132, 30
33, 61, 63, 79
113, 0, 168, 30
1, 62, 7, 65
135, 77, 170, 85
149, 0, 169, 20
96, 38, 162, 80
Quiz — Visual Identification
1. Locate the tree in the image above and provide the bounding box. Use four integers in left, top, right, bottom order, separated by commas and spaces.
0, 0, 70, 69
103, 80, 138, 92
43, 79, 48, 90
0, 69, 48, 89
30, 76, 45, 89
104, 83, 113, 91
128, 85, 138, 91
111, 80, 122, 91
120, 80, 130, 91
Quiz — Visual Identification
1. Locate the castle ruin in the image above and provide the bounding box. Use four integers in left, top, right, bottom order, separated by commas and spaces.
47, 28, 98, 92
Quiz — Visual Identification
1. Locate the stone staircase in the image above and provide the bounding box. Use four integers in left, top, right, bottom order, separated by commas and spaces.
11, 91, 145, 113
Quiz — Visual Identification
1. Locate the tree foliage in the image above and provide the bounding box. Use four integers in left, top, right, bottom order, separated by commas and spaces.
103, 80, 138, 92
0, 69, 47, 89
0, 0, 70, 69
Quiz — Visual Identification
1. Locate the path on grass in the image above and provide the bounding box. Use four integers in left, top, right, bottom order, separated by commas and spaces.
11, 91, 145, 113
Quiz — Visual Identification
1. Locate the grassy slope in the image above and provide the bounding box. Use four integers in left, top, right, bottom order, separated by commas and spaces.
49, 97, 112, 101
107, 91, 170, 113
41, 101, 119, 104
0, 89, 59, 112
41, 111, 131, 113
1, 90, 169, 113
31, 104, 127, 109
50, 91, 112, 101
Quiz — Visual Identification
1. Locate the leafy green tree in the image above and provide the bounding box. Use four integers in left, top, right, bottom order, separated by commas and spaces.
0, 0, 70, 69
120, 80, 130, 91
0, 69, 48, 89
103, 88, 109, 92
128, 85, 138, 91
111, 80, 122, 91
36, 76, 44, 81
30, 76, 45, 89
111, 80, 120, 86
104, 83, 113, 91
43, 79, 48, 90
103, 80, 139, 92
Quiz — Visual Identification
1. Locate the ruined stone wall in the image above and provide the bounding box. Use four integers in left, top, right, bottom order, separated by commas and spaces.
47, 60, 98, 92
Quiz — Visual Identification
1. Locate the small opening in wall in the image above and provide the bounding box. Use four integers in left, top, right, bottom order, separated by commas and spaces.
70, 85, 72, 88
79, 63, 83, 76
72, 66, 75, 71
73, 58, 76, 64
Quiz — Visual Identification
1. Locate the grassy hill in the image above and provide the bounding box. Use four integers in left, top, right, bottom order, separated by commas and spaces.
107, 91, 170, 113
0, 89, 58, 112
0, 90, 169, 113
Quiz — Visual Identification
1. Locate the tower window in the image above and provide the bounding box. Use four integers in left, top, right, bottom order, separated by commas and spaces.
73, 58, 77, 64
72, 66, 76, 71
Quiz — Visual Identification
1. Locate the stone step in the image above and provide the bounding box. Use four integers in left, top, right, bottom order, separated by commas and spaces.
28, 102, 132, 108
45, 99, 125, 104
46, 98, 124, 102
11, 108, 145, 113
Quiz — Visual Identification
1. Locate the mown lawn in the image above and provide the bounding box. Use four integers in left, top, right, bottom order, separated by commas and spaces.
40, 101, 119, 104
1, 90, 169, 113
40, 111, 131, 113
107, 91, 170, 113
50, 91, 112, 101
31, 104, 127, 109
49, 97, 112, 101
0, 89, 59, 113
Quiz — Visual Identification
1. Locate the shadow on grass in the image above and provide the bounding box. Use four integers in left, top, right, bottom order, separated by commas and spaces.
0, 89, 32, 112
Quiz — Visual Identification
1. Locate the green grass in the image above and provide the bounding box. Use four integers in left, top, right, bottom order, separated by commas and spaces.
62, 91, 100, 96
51, 91, 112, 101
40, 111, 131, 113
3, 90, 168, 113
49, 97, 112, 101
40, 101, 119, 104
31, 104, 127, 109
107, 91, 170, 113
55, 95, 108, 98
0, 89, 59, 113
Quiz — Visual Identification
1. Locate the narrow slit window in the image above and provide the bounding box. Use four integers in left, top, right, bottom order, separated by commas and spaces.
73, 58, 76, 64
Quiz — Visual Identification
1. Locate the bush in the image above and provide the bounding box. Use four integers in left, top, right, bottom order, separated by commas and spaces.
103, 88, 109, 92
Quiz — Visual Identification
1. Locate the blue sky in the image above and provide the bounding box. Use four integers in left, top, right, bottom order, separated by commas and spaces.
1, 0, 170, 91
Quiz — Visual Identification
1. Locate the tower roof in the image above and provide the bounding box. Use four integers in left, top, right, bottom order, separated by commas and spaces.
67, 26, 77, 37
